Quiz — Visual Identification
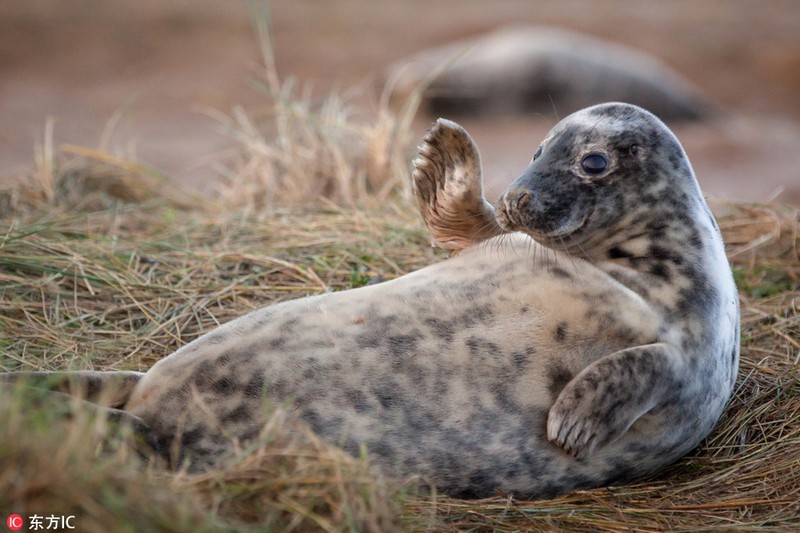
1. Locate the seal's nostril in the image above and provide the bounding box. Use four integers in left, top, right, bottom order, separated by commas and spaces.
516, 191, 532, 210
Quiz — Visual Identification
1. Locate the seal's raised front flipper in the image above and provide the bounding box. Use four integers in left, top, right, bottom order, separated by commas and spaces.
0, 370, 144, 408
412, 118, 506, 252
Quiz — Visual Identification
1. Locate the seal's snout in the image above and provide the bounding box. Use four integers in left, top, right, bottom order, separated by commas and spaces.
504, 188, 532, 215
496, 165, 559, 234
496, 167, 595, 243
496, 186, 532, 232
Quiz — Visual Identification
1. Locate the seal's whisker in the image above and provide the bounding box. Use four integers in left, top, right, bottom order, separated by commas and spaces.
525, 235, 534, 259
558, 234, 584, 281
548, 94, 560, 123
571, 236, 596, 267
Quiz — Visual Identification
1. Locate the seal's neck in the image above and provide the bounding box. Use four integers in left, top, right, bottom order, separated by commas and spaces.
579, 173, 709, 255
578, 193, 725, 296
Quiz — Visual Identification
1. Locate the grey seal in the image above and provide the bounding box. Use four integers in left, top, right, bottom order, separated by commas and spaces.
3, 103, 739, 499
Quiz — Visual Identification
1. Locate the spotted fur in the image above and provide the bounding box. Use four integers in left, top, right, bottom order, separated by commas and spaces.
2, 103, 739, 499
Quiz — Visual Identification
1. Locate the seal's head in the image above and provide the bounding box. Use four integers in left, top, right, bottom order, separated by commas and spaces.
496, 102, 703, 255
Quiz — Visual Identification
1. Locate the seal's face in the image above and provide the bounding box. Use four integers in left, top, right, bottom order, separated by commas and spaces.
496, 103, 693, 252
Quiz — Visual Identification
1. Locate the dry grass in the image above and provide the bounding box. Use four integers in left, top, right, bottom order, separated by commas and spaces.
209, 1, 420, 214
0, 382, 405, 532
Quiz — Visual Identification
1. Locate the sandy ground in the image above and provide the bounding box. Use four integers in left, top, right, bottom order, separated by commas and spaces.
2, 0, 799, 202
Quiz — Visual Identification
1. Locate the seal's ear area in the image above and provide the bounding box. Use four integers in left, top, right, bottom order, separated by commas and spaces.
412, 118, 506, 252
0, 371, 144, 409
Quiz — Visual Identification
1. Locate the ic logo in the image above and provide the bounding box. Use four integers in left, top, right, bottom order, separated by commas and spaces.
6, 514, 23, 531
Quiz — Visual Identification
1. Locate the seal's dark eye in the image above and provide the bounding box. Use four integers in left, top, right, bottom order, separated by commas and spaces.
581, 153, 608, 175
533, 145, 543, 160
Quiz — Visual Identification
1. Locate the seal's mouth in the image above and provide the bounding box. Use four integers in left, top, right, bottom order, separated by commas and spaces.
526, 204, 595, 247
496, 192, 595, 248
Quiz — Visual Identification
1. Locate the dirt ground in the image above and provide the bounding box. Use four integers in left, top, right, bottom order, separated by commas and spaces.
2, 0, 799, 202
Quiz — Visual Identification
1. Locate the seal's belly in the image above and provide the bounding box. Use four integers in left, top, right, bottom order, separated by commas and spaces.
125, 235, 663, 488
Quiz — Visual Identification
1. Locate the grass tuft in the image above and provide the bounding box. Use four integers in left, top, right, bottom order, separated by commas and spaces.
0, 383, 404, 532
208, 1, 421, 214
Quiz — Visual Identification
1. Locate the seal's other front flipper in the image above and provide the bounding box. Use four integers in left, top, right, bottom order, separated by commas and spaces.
0, 380, 164, 462
0, 370, 144, 408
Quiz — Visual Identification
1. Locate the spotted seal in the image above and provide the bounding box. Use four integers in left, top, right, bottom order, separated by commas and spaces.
3, 103, 739, 499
